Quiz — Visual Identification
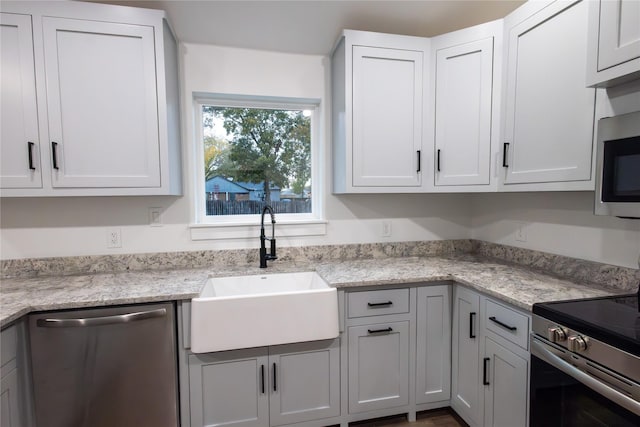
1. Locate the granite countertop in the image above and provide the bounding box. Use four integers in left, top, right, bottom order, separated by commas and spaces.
0, 255, 622, 328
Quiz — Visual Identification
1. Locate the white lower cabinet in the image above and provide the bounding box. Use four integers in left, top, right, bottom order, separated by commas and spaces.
1, 323, 30, 427
347, 321, 410, 413
416, 285, 451, 405
483, 337, 528, 427
188, 339, 340, 427
451, 286, 531, 427
451, 286, 483, 426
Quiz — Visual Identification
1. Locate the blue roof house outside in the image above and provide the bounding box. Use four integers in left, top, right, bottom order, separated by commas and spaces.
205, 176, 280, 201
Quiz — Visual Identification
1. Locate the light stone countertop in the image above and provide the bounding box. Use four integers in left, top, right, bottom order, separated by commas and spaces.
0, 255, 623, 328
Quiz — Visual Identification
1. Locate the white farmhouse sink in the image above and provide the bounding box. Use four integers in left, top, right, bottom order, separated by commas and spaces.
190, 271, 339, 353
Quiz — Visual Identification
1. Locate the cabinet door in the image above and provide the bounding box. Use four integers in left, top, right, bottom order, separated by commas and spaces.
268, 339, 340, 426
483, 338, 528, 427
188, 349, 269, 427
0, 12, 42, 189
597, 0, 640, 71
42, 17, 160, 188
434, 37, 493, 186
503, 0, 595, 185
348, 321, 409, 413
416, 285, 451, 404
451, 286, 482, 426
352, 46, 423, 187
1, 368, 22, 427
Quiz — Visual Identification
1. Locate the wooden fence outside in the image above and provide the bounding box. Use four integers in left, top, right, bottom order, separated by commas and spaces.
206, 200, 311, 216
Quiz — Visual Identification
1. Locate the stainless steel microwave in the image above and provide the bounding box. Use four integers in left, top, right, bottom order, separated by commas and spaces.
595, 111, 640, 219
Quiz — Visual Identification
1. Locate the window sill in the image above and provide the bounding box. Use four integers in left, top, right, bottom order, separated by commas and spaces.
189, 219, 327, 241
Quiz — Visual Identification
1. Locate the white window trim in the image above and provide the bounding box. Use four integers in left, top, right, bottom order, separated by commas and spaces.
190, 93, 326, 241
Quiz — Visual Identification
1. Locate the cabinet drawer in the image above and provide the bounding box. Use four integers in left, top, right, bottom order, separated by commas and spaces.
1, 325, 17, 369
347, 288, 410, 318
484, 299, 529, 350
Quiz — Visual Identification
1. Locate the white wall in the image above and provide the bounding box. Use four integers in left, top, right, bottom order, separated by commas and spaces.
0, 43, 472, 260
471, 192, 640, 269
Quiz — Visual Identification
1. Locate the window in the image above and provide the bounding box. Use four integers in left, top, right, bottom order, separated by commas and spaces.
193, 95, 323, 232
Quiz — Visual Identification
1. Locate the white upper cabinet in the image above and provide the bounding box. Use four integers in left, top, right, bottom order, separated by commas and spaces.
587, 0, 640, 87
0, 1, 182, 196
501, 0, 597, 190
430, 21, 502, 190
0, 13, 42, 189
332, 30, 429, 193
43, 18, 160, 189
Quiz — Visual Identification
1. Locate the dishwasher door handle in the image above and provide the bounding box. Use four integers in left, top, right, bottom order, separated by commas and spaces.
37, 308, 167, 328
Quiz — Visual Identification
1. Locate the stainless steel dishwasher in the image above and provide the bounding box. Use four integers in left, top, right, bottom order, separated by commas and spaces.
28, 302, 179, 427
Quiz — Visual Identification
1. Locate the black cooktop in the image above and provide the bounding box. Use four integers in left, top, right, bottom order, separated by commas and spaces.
533, 293, 640, 357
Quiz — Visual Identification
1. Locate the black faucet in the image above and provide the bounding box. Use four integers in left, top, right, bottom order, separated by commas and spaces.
260, 205, 277, 268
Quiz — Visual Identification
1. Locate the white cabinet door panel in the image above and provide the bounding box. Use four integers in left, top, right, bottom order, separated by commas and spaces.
504, 0, 595, 185
451, 286, 482, 426
435, 37, 493, 186
0, 12, 42, 189
483, 337, 528, 427
42, 17, 160, 188
348, 321, 410, 413
598, 0, 640, 71
352, 46, 423, 187
416, 285, 451, 404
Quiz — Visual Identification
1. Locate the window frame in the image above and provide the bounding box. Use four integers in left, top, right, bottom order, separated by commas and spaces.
191, 93, 325, 239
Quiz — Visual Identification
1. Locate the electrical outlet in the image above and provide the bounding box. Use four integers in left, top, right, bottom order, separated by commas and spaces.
515, 223, 527, 242
107, 228, 122, 248
381, 220, 392, 237
149, 207, 162, 227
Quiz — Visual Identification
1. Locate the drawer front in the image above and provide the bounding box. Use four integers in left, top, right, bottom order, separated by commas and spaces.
347, 288, 410, 318
484, 299, 529, 350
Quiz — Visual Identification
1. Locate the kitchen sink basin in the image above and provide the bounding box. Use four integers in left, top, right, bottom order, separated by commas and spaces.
190, 271, 339, 353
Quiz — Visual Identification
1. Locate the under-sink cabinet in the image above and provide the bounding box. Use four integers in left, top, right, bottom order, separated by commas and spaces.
451, 286, 531, 427
0, 1, 181, 196
187, 339, 340, 427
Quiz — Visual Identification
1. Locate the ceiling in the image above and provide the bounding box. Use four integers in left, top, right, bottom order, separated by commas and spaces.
82, 0, 525, 55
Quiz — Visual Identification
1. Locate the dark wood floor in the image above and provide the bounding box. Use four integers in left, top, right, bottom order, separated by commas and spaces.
351, 409, 468, 427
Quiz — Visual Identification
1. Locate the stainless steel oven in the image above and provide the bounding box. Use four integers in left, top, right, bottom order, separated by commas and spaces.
595, 110, 640, 218
530, 294, 640, 427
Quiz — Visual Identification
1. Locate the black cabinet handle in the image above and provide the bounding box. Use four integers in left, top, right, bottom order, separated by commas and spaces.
469, 312, 476, 339
417, 150, 421, 172
437, 149, 441, 172
272, 363, 277, 392
483, 357, 490, 385
28, 142, 36, 170
367, 301, 393, 307
502, 142, 510, 168
260, 364, 265, 394
51, 141, 59, 170
489, 316, 517, 331
368, 327, 393, 334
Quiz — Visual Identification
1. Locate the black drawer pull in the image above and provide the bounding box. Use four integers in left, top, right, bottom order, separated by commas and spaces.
489, 316, 517, 331
367, 301, 393, 307
28, 142, 36, 170
368, 327, 393, 334
469, 312, 476, 339
260, 364, 265, 394
437, 149, 441, 172
483, 357, 490, 385
417, 150, 421, 172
